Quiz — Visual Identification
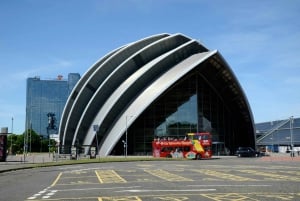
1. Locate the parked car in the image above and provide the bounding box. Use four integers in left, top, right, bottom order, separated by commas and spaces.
235, 147, 260, 157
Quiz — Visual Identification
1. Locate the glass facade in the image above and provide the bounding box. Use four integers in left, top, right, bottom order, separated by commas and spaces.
116, 69, 242, 156
68, 73, 81, 95
26, 74, 80, 137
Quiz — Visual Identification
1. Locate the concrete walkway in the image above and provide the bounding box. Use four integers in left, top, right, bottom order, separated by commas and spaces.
6, 153, 53, 163
259, 152, 300, 161
0, 153, 54, 172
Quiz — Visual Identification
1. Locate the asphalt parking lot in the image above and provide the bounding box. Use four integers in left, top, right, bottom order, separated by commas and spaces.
1, 154, 300, 201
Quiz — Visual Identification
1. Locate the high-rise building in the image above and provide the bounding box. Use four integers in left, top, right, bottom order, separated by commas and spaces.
26, 73, 80, 138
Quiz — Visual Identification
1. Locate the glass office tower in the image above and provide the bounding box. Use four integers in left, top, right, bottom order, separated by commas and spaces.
26, 73, 80, 138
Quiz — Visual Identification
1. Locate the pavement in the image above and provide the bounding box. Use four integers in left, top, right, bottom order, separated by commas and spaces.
1, 152, 300, 173
0, 153, 57, 172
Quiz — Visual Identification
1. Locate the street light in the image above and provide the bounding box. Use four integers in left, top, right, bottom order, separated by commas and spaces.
24, 113, 29, 162
47, 113, 56, 157
28, 105, 36, 155
29, 121, 32, 153
122, 140, 126, 157
125, 115, 135, 158
11, 117, 13, 154
93, 125, 100, 157
270, 121, 273, 152
290, 116, 294, 157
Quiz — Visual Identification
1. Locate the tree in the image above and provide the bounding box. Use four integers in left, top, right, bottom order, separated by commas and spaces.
6, 129, 57, 154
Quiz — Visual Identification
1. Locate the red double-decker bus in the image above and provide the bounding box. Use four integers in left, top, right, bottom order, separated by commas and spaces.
152, 132, 212, 159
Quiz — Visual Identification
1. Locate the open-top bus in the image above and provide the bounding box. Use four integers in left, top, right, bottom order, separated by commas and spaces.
152, 132, 212, 159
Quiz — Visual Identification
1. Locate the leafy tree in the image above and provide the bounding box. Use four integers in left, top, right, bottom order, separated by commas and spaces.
7, 129, 57, 154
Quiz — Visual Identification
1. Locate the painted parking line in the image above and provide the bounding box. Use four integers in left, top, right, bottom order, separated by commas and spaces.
238, 169, 300, 181
51, 172, 62, 186
26, 192, 300, 201
201, 193, 300, 201
144, 169, 193, 182
279, 170, 300, 176
98, 196, 142, 201
51, 171, 100, 186
116, 189, 216, 193
194, 169, 257, 181
27, 186, 142, 200
95, 170, 127, 183
201, 193, 255, 201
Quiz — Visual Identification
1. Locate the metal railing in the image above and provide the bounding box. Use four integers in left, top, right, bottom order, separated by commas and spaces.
256, 119, 290, 143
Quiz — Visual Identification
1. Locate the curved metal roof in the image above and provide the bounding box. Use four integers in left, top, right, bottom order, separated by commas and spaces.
59, 33, 255, 156
60, 33, 169, 146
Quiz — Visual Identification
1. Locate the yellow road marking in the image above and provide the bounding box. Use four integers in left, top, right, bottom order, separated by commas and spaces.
239, 170, 300, 181
201, 193, 258, 201
201, 193, 300, 201
144, 169, 193, 181
60, 175, 96, 179
98, 196, 142, 201
95, 170, 127, 183
194, 170, 257, 181
51, 172, 62, 187
95, 170, 104, 183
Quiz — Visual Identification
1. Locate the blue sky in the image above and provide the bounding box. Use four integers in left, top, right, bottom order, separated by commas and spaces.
1, 0, 299, 134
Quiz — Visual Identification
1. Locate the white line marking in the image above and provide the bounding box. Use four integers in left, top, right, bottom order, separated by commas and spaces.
52, 186, 141, 192
60, 167, 115, 172
59, 166, 83, 170
188, 184, 272, 187
116, 189, 216, 193
47, 192, 55, 196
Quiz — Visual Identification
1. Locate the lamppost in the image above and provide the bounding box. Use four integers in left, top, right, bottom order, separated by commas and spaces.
47, 113, 56, 157
125, 116, 128, 158
290, 116, 294, 157
270, 121, 273, 152
40, 135, 43, 152
24, 113, 29, 162
11, 117, 13, 154
28, 105, 36, 155
122, 140, 126, 157
29, 121, 32, 153
125, 115, 135, 158
93, 125, 100, 157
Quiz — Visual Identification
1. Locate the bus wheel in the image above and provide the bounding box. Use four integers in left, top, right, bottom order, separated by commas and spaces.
196, 154, 201, 160
166, 154, 172, 158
